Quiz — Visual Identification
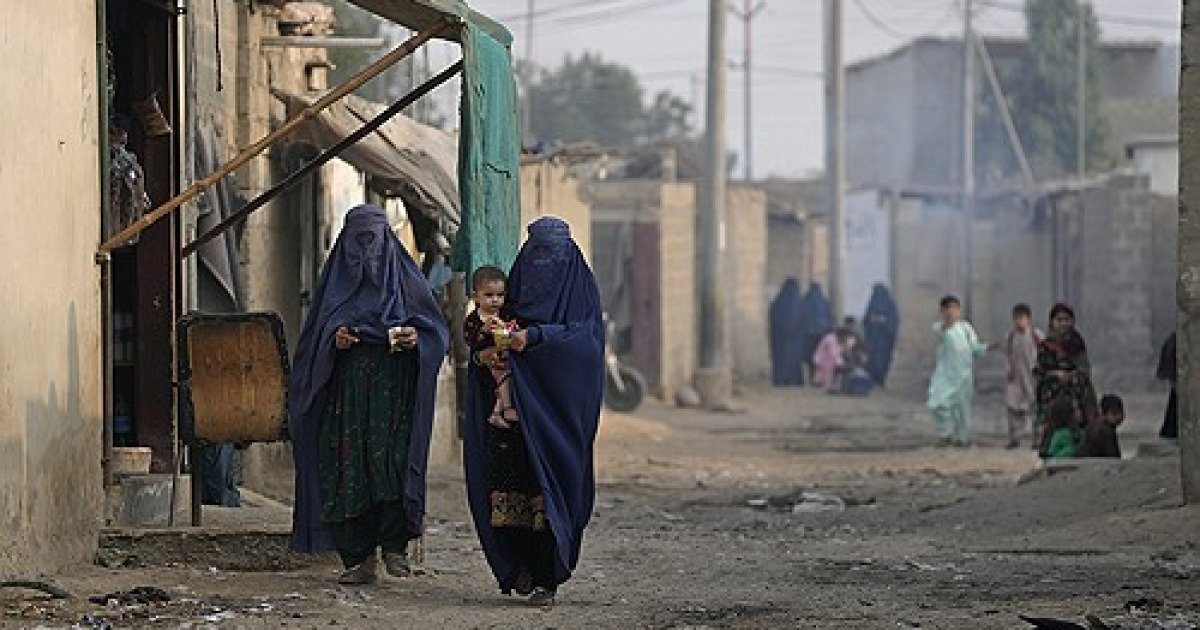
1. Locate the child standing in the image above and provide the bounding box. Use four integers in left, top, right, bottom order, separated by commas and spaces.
927, 295, 994, 447
1079, 394, 1124, 458
465, 266, 520, 429
1003, 303, 1044, 449
1044, 397, 1082, 458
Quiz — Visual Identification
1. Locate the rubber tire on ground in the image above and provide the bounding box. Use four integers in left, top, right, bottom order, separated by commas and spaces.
604, 364, 646, 413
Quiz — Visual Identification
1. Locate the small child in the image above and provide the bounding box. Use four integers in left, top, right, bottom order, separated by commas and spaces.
927, 295, 995, 447
1044, 397, 1082, 458
1003, 303, 1044, 449
812, 328, 847, 393
464, 266, 520, 429
1079, 394, 1124, 458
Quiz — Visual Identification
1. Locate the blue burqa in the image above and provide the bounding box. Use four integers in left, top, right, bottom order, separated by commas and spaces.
769, 278, 805, 386
863, 283, 900, 386
463, 217, 605, 590
799, 282, 834, 372
289, 204, 450, 553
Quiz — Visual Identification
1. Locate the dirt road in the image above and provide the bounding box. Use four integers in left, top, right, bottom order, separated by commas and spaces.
5, 386, 1197, 629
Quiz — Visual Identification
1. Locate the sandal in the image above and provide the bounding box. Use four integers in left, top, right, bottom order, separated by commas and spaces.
337, 556, 378, 585
529, 586, 556, 607
513, 568, 534, 596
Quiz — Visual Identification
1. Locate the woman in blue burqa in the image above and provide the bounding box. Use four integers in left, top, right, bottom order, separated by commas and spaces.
463, 217, 605, 607
288, 204, 450, 585
799, 282, 834, 383
863, 283, 900, 387
769, 278, 805, 386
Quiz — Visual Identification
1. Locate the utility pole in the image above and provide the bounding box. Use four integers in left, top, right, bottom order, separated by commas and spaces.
696, 0, 732, 410
1076, 0, 1087, 178
1177, 0, 1199, 505
961, 0, 976, 316
522, 0, 535, 144
731, 0, 766, 182
824, 0, 844, 319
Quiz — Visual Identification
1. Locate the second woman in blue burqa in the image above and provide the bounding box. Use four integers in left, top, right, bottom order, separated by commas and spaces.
463, 217, 605, 607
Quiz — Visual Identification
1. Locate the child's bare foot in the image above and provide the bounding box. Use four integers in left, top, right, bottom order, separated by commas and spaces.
502, 407, 520, 423
488, 404, 511, 429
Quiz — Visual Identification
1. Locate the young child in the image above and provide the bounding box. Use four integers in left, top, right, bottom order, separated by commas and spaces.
1079, 394, 1124, 458
927, 295, 995, 447
464, 266, 520, 429
1044, 396, 1082, 458
1003, 303, 1044, 449
812, 328, 847, 393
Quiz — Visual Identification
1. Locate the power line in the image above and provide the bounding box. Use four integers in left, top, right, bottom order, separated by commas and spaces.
849, 0, 913, 40
553, 0, 691, 27
849, 0, 958, 40
495, 0, 631, 23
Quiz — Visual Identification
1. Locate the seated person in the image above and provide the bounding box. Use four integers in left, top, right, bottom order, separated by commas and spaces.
1079, 394, 1124, 458
1043, 397, 1082, 459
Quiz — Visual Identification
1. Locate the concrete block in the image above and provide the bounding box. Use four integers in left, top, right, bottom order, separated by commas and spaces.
108, 474, 191, 527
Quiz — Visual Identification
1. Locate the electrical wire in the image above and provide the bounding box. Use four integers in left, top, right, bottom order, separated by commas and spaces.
850, 0, 959, 40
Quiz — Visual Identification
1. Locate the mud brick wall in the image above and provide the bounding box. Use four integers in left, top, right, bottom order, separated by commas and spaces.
727, 186, 770, 383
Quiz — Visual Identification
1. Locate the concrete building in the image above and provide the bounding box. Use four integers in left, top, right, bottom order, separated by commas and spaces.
591, 180, 768, 399
1125, 135, 1179, 196
0, 0, 106, 574
846, 37, 1179, 189
0, 0, 518, 572
847, 174, 1176, 398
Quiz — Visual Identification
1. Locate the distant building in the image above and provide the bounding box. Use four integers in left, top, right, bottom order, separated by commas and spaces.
1125, 134, 1178, 196
846, 36, 1179, 189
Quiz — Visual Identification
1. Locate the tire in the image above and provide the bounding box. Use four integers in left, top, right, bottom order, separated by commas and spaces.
604, 364, 646, 413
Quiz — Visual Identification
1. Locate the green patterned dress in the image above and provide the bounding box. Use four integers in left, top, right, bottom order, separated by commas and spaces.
317, 343, 418, 542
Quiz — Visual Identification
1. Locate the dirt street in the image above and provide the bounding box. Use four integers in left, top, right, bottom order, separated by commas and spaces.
4, 385, 1198, 629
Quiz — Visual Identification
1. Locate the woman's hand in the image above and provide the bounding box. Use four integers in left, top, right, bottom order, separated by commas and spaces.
390, 326, 418, 351
334, 327, 360, 350
477, 347, 507, 369
509, 329, 530, 352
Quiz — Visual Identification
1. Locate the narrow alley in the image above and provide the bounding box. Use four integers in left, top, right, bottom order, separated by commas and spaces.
5, 386, 1195, 629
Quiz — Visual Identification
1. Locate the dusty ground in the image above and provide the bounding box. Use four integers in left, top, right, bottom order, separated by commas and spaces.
4, 385, 1198, 629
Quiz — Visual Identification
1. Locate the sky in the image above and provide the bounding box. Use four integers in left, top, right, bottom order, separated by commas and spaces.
419, 0, 1181, 179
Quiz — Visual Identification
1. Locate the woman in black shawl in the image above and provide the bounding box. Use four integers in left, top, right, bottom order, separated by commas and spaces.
288, 205, 450, 584
1033, 303, 1098, 455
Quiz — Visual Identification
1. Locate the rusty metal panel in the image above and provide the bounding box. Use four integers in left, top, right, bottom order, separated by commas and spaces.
178, 313, 290, 444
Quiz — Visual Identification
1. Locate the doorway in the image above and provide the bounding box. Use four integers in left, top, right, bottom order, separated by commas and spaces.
103, 0, 181, 474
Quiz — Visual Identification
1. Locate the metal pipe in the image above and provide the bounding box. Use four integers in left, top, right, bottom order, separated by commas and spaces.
181, 60, 464, 259
99, 254, 115, 490
98, 17, 455, 254
260, 36, 386, 49
96, 0, 115, 491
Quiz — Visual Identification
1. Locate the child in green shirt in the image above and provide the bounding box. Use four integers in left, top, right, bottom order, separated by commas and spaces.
1044, 397, 1082, 458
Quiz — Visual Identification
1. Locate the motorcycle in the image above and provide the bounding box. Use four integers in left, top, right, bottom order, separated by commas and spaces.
603, 315, 646, 413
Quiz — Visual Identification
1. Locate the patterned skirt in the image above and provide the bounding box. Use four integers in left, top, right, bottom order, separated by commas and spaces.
486, 422, 546, 531
317, 343, 418, 523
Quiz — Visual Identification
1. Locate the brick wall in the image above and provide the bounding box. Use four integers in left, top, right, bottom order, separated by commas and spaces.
728, 186, 770, 382
520, 160, 591, 261
659, 184, 698, 402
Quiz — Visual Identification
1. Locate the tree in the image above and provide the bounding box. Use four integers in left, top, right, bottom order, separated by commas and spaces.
528, 53, 693, 148
1013, 0, 1109, 178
